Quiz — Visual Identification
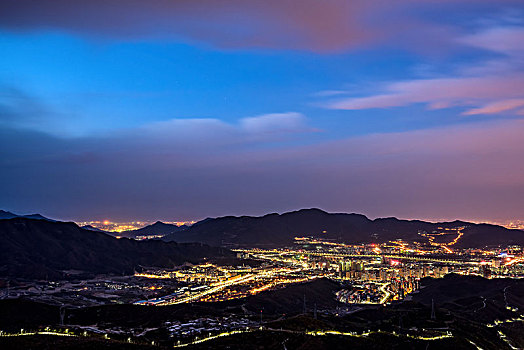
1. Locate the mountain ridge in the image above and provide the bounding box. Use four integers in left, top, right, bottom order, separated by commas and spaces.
163, 208, 524, 248
81, 224, 108, 233
0, 210, 55, 222
115, 221, 188, 239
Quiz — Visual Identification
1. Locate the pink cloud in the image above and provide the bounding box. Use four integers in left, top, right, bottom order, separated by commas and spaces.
325, 25, 524, 115
459, 26, 524, 55
463, 99, 524, 115
327, 74, 524, 111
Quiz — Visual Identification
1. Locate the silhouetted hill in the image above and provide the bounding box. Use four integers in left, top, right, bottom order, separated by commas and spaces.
81, 224, 108, 233
411, 273, 524, 323
241, 278, 343, 314
456, 223, 524, 248
0, 335, 157, 350
0, 218, 230, 279
21, 213, 56, 222
163, 208, 524, 248
0, 210, 55, 221
116, 221, 188, 239
0, 210, 18, 219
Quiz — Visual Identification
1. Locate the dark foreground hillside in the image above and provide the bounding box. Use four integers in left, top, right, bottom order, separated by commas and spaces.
184, 330, 472, 350
412, 273, 524, 323
240, 277, 343, 314
0, 218, 231, 279
0, 279, 341, 331
2, 276, 524, 349
0, 335, 157, 350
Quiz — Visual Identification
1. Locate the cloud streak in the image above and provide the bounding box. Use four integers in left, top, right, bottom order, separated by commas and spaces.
326, 74, 524, 113
324, 26, 524, 116
127, 112, 313, 149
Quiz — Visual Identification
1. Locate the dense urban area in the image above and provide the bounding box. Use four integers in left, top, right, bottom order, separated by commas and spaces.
2, 221, 524, 349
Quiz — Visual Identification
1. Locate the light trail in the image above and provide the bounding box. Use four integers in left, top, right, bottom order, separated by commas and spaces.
379, 283, 391, 304
153, 266, 310, 305
234, 248, 480, 265
0, 331, 77, 337
504, 257, 524, 266
134, 272, 171, 279
173, 329, 251, 348
0, 326, 463, 347
171, 327, 454, 348
248, 276, 317, 295
158, 273, 256, 305
419, 227, 465, 250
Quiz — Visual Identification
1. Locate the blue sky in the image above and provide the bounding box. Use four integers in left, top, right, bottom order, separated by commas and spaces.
1, 0, 524, 222
0, 31, 425, 136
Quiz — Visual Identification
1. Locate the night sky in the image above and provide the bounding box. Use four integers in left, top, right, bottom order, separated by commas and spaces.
1, 1, 523, 222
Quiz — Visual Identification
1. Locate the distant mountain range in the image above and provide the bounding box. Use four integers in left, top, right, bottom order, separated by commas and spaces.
0, 210, 55, 222
80, 221, 188, 239
80, 224, 108, 233
2, 208, 523, 249
115, 221, 188, 239
0, 218, 230, 279
163, 208, 524, 248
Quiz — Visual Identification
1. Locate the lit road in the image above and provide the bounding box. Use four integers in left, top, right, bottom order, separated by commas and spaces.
0, 327, 455, 348
379, 283, 392, 304
233, 248, 481, 265
159, 273, 256, 305
170, 327, 454, 348
157, 266, 309, 305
